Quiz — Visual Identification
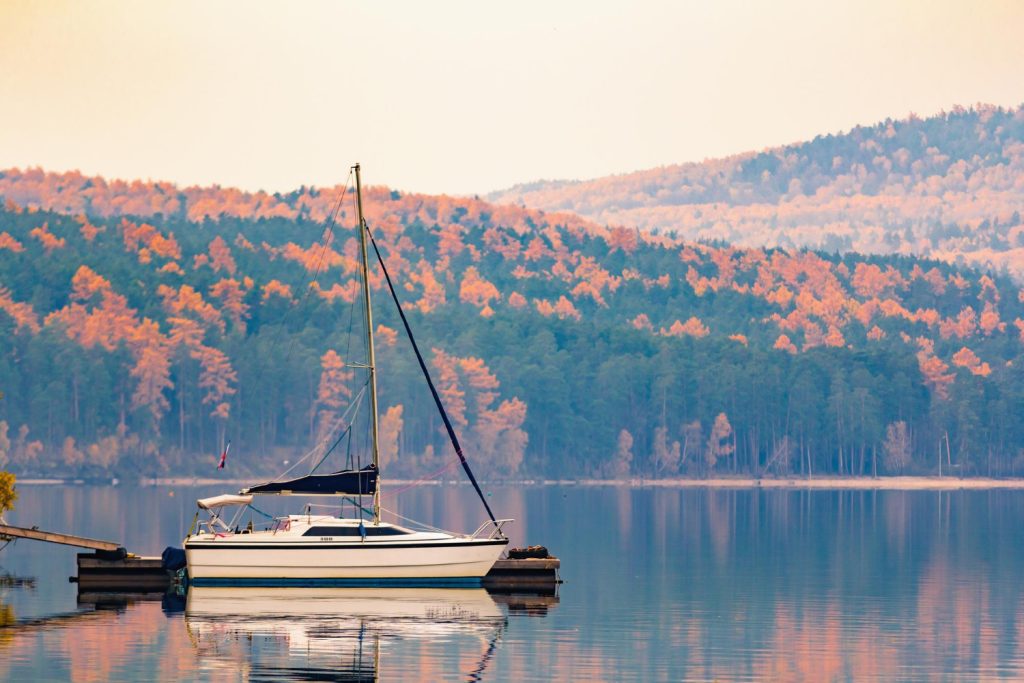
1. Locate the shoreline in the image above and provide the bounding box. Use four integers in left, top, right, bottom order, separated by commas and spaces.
13, 475, 1024, 491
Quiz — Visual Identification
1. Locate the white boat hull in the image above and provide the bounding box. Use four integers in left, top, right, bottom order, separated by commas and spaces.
185, 537, 507, 584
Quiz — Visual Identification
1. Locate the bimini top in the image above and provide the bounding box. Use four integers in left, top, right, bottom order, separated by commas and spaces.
197, 494, 253, 510
241, 464, 378, 496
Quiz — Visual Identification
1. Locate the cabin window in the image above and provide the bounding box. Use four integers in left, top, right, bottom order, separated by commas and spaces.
301, 525, 412, 537
365, 526, 413, 535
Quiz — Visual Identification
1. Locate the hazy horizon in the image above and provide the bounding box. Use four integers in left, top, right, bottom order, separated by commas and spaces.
1, 1, 1023, 196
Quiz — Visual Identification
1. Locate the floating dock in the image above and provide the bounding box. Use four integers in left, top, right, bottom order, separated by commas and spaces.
74, 555, 561, 592
75, 554, 171, 591
2, 522, 561, 593
482, 557, 561, 593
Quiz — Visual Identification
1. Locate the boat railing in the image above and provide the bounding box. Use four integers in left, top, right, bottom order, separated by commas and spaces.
195, 517, 276, 536
195, 519, 231, 536
469, 518, 514, 540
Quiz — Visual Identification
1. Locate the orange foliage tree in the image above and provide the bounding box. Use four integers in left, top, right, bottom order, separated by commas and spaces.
193, 345, 238, 419
951, 346, 991, 377
459, 267, 500, 314
0, 286, 40, 333
29, 223, 65, 253
378, 405, 404, 470
316, 350, 354, 438
431, 349, 467, 428
915, 338, 955, 398
662, 317, 710, 338
206, 236, 237, 275
128, 318, 173, 434
209, 278, 250, 331
262, 280, 294, 302
0, 232, 24, 252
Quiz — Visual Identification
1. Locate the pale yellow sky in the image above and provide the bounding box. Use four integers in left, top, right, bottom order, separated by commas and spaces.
0, 1, 1022, 195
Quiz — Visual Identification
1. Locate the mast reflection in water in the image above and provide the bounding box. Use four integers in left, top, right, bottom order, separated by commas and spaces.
184, 587, 511, 682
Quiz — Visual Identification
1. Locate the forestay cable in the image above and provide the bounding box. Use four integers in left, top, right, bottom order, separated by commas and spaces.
365, 223, 499, 526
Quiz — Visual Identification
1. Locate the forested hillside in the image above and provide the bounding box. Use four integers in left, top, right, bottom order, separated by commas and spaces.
1, 169, 1023, 480
490, 105, 1024, 276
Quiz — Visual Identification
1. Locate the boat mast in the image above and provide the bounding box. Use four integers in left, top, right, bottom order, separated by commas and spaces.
353, 164, 381, 523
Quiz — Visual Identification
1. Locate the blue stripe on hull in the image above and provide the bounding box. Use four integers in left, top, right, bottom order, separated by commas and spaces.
188, 576, 484, 588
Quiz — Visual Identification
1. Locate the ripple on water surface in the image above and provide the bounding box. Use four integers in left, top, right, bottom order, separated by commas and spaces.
2, 485, 1024, 681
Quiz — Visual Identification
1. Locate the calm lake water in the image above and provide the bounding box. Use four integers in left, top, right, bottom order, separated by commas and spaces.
2, 483, 1024, 681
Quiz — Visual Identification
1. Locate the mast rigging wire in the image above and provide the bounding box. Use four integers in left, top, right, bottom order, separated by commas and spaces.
265, 380, 369, 483
268, 172, 354, 362
364, 223, 498, 526
235, 174, 356, 474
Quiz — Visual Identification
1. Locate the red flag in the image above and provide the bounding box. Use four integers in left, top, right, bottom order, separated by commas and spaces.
217, 441, 231, 470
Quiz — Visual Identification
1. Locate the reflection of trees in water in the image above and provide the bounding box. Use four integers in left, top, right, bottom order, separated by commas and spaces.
0, 598, 208, 681
634, 488, 1024, 680
0, 572, 36, 647
14, 485, 1024, 679
0, 600, 15, 649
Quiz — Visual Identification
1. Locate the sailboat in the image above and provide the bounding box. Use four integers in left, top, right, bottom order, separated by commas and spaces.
183, 164, 510, 585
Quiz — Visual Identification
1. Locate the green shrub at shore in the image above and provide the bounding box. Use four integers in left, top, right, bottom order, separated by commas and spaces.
0, 471, 16, 518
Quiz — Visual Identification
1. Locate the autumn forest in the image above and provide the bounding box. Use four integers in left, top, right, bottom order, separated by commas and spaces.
1, 108, 1024, 481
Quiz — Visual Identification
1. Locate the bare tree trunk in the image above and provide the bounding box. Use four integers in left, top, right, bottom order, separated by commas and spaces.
72, 373, 80, 425
178, 382, 185, 453
836, 408, 843, 476
259, 401, 266, 454
309, 372, 316, 441
542, 414, 549, 463
733, 432, 741, 475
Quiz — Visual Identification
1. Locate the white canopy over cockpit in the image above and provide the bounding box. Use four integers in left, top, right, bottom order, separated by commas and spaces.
197, 494, 253, 510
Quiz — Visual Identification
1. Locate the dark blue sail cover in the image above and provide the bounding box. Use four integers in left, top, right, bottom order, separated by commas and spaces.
241, 464, 377, 496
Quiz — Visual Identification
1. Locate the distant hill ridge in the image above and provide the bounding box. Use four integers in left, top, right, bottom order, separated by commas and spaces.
488, 104, 1024, 276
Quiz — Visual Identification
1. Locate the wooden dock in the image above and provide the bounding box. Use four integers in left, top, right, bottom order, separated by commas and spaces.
482, 557, 561, 593
0, 522, 159, 590
0, 523, 121, 552
75, 554, 170, 591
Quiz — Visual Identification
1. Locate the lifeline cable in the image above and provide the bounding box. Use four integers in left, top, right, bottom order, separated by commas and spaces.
384, 459, 459, 498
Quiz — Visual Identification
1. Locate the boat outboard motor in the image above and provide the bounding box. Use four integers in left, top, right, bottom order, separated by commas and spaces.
161, 546, 187, 572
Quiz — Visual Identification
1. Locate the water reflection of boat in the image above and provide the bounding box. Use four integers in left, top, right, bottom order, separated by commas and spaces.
188, 585, 503, 663
186, 586, 504, 629
185, 587, 506, 681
